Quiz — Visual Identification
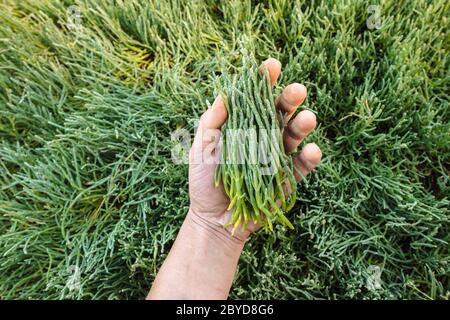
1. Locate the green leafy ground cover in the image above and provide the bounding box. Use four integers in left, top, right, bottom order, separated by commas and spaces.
0, 0, 448, 299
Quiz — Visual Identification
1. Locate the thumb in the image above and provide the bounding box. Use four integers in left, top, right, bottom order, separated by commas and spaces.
200, 96, 228, 130
189, 96, 228, 165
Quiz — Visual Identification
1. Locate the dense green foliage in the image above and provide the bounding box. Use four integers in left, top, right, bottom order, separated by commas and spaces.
0, 0, 448, 299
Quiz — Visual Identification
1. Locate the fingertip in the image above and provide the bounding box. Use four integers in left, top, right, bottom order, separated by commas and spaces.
302, 143, 322, 166
215, 95, 228, 122
202, 95, 228, 129
212, 95, 226, 113
296, 110, 316, 133
285, 83, 307, 106
292, 143, 322, 182
260, 58, 281, 86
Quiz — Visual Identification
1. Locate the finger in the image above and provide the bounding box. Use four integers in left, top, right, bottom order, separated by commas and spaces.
292, 143, 322, 182
190, 96, 227, 164
283, 110, 317, 154
259, 58, 281, 86
275, 83, 307, 123
200, 95, 228, 130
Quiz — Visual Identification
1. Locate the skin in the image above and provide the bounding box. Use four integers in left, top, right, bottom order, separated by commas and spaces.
147, 58, 322, 300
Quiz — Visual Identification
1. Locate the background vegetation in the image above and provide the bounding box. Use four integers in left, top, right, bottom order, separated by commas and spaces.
0, 0, 448, 299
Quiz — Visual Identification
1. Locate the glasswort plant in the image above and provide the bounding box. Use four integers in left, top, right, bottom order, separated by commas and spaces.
215, 53, 297, 233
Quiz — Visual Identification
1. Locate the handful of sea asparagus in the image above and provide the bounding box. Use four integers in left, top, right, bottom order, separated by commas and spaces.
214, 53, 297, 233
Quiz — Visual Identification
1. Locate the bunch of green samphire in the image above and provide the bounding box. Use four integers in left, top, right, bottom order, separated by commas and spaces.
214, 53, 297, 234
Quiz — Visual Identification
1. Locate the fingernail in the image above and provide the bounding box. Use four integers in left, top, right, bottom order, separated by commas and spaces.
212, 96, 220, 110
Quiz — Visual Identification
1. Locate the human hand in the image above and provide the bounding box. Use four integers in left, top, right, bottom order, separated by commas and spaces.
149, 58, 322, 299
188, 58, 322, 242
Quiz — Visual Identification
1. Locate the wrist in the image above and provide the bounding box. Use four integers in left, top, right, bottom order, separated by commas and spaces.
149, 207, 247, 300
186, 207, 249, 251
